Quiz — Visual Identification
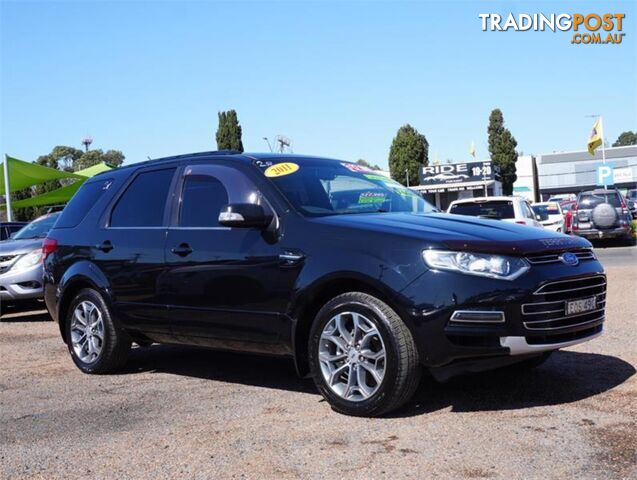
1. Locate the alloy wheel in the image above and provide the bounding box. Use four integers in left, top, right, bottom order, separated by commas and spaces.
318, 311, 386, 402
70, 301, 104, 364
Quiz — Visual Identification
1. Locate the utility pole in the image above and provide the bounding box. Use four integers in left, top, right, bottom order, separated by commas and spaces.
405, 168, 410, 187
3, 155, 13, 221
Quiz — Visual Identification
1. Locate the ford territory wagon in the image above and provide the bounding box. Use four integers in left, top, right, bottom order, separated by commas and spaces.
43, 152, 606, 416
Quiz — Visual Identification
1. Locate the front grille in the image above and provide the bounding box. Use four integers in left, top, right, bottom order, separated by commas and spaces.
521, 274, 606, 336
525, 249, 596, 265
0, 254, 18, 274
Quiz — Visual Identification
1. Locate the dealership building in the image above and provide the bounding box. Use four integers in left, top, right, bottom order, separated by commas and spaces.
412, 160, 503, 210
513, 145, 637, 202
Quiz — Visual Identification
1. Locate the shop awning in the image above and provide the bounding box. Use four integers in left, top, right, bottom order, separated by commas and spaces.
0, 155, 84, 195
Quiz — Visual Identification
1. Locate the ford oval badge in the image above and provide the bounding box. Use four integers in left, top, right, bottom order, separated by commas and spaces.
560, 252, 579, 266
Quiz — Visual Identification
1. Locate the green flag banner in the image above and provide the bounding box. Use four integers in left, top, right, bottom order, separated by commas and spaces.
0, 155, 85, 195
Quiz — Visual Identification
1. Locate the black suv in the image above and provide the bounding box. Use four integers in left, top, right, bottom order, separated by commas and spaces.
44, 152, 606, 416
572, 189, 633, 243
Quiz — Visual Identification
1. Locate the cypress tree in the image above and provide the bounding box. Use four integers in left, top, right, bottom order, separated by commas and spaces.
216, 110, 244, 152
488, 109, 518, 195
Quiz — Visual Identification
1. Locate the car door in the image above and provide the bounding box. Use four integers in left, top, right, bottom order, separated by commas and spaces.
161, 163, 301, 354
521, 201, 542, 227
92, 166, 178, 335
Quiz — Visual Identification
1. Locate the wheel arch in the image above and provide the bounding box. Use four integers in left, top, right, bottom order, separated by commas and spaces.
57, 261, 112, 343
290, 273, 407, 377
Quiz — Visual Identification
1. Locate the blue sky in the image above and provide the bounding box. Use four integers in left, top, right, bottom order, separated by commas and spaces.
1, 0, 636, 169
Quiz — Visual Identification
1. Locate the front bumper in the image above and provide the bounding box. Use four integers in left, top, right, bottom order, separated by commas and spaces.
573, 226, 631, 239
0, 263, 44, 301
399, 257, 606, 372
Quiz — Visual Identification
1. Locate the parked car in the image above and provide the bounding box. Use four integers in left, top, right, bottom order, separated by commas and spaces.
447, 196, 543, 228
44, 153, 606, 417
560, 200, 578, 234
626, 199, 637, 220
0, 221, 27, 241
531, 202, 565, 232
626, 189, 637, 204
0, 213, 60, 304
572, 189, 633, 242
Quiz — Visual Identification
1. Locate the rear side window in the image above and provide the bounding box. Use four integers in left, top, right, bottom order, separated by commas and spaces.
55, 178, 113, 228
449, 201, 514, 219
578, 192, 621, 208
110, 169, 175, 227
180, 175, 229, 227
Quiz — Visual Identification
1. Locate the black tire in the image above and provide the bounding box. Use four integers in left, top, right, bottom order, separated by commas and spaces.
507, 351, 552, 371
308, 292, 421, 417
65, 288, 131, 374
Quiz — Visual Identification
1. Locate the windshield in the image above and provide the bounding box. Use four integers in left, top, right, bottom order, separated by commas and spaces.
258, 159, 436, 216
449, 200, 514, 219
578, 192, 621, 208
12, 213, 60, 240
532, 203, 561, 217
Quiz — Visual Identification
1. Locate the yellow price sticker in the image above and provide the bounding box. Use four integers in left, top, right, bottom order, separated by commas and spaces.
264, 162, 300, 178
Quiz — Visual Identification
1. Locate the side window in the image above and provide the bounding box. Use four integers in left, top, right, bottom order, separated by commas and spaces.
180, 175, 229, 227
523, 202, 535, 219
177, 165, 272, 228
111, 169, 175, 227
56, 178, 114, 228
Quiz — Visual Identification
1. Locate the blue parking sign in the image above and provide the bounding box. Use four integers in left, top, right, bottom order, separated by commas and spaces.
597, 164, 613, 186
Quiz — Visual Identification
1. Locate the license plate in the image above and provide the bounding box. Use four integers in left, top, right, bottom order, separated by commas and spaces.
566, 297, 597, 316
578, 222, 591, 229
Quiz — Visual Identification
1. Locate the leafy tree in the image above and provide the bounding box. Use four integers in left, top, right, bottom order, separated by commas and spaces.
216, 110, 244, 152
488, 109, 518, 195
388, 124, 429, 186
612, 131, 637, 147
356, 159, 382, 171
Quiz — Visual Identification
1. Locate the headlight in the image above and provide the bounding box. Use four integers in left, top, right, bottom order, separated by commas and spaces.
423, 250, 529, 280
10, 249, 43, 272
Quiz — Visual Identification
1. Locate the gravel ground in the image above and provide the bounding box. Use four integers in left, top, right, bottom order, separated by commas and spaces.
1, 248, 635, 479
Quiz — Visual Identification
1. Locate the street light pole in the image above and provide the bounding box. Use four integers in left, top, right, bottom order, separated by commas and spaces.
3, 155, 13, 221
262, 137, 273, 152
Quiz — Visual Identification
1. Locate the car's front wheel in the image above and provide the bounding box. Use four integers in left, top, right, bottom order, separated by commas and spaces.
66, 288, 131, 374
308, 292, 421, 417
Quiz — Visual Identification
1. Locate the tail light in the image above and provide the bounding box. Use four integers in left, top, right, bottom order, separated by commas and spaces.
42, 238, 58, 261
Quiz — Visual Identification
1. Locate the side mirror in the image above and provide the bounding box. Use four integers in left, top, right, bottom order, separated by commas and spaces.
218, 203, 272, 228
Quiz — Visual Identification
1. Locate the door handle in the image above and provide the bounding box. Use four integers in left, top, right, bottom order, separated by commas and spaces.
279, 251, 305, 266
96, 241, 113, 253
171, 243, 193, 257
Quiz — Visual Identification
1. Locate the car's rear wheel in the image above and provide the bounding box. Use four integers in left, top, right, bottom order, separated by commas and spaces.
66, 288, 130, 374
308, 292, 421, 417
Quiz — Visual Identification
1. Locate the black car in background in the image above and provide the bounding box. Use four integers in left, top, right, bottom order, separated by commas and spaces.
572, 189, 633, 243
0, 221, 27, 241
43, 152, 606, 416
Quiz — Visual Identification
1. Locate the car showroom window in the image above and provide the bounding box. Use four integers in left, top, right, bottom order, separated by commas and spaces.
110, 168, 176, 227
179, 174, 229, 227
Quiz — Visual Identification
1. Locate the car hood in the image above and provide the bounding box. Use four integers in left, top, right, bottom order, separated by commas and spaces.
0, 238, 44, 256
313, 212, 591, 255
